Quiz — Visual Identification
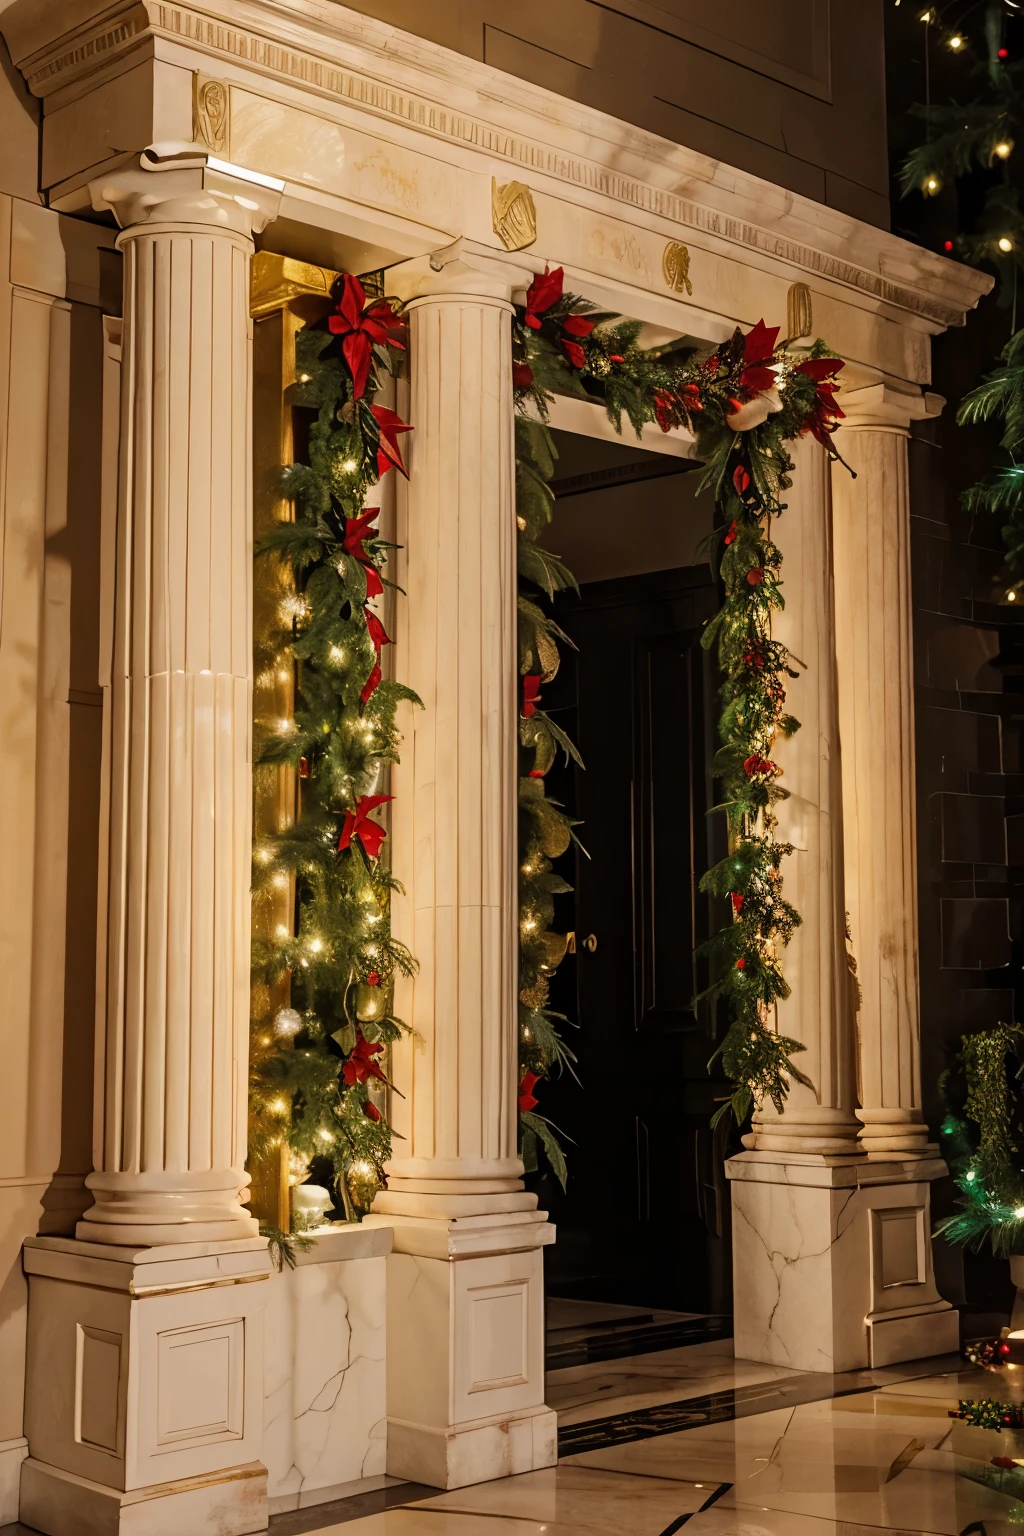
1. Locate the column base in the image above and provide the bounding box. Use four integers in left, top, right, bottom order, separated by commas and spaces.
19, 1458, 267, 1536
726, 1150, 958, 1374
364, 1207, 556, 1490
387, 1406, 557, 1490
0, 1437, 27, 1525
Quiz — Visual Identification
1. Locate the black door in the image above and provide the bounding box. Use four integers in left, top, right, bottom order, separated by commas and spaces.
529, 565, 737, 1315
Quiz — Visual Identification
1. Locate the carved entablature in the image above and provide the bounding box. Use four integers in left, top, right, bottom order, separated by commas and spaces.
0, 0, 992, 363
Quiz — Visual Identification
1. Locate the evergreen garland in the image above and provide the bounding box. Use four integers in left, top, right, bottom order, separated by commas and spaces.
936, 1022, 1024, 1255
510, 267, 847, 1152
250, 273, 418, 1225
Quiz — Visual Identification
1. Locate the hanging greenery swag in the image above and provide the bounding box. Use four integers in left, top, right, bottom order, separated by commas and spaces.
510, 266, 847, 1167
250, 273, 417, 1226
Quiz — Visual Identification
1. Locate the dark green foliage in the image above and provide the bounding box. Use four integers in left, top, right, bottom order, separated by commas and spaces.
935, 1023, 1024, 1256
251, 291, 419, 1219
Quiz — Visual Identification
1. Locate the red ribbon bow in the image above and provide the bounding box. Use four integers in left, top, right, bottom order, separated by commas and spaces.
523, 266, 564, 329
344, 508, 384, 599
522, 675, 542, 718
328, 275, 406, 400
743, 754, 777, 778
342, 1033, 388, 1086
518, 1070, 541, 1113
338, 794, 393, 858
370, 404, 413, 478
361, 608, 392, 703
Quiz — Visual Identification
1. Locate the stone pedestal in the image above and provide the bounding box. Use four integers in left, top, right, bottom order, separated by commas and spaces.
727, 1153, 958, 1372
17, 152, 283, 1536
365, 242, 556, 1490
20, 1237, 272, 1536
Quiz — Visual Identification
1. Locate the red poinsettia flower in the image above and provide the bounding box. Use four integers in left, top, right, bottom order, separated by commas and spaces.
518, 1070, 541, 1112
735, 957, 746, 970
794, 356, 846, 447
562, 314, 596, 339
370, 404, 412, 478
562, 338, 587, 369
738, 319, 781, 396
743, 754, 778, 777
338, 794, 393, 858
343, 1033, 388, 1086
328, 274, 406, 400
680, 381, 704, 412
344, 508, 384, 599
513, 361, 535, 389
522, 675, 542, 718
523, 267, 564, 329
363, 1100, 381, 1123
731, 892, 744, 914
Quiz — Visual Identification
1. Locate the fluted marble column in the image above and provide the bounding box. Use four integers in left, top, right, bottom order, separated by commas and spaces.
79, 154, 282, 1245
749, 436, 859, 1155
831, 384, 940, 1158
366, 242, 556, 1492
375, 247, 534, 1220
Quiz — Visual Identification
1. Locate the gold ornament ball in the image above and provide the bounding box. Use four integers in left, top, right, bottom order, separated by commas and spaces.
355, 981, 388, 1022
345, 1159, 379, 1216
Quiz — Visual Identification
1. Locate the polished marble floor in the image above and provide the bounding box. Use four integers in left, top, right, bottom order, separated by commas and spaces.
6, 1343, 1024, 1535
274, 1345, 1024, 1535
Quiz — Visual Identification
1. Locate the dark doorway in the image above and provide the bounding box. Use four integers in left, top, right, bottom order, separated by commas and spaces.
525, 429, 738, 1359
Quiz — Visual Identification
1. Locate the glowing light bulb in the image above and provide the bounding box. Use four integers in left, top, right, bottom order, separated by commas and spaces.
342, 458, 358, 472
353, 1160, 374, 1177
277, 717, 292, 734
298, 372, 311, 382
277, 669, 290, 683
271, 1098, 288, 1114
255, 845, 273, 865
995, 141, 1013, 159
309, 937, 323, 953
924, 175, 941, 194
272, 871, 288, 890
1000, 236, 1014, 252
947, 32, 965, 50
329, 646, 345, 663
275, 924, 289, 939
966, 1170, 977, 1181
1009, 589, 1019, 602
319, 1128, 335, 1143
1015, 1207, 1024, 1218
522, 918, 537, 933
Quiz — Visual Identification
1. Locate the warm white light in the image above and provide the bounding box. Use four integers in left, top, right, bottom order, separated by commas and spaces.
206, 156, 285, 192
353, 1160, 374, 1177
318, 1128, 334, 1143
924, 175, 941, 193
275, 924, 289, 939
1015, 1207, 1024, 1217
255, 846, 273, 865
329, 646, 345, 663
522, 918, 537, 932
274, 1007, 302, 1037
271, 1098, 288, 1114
947, 32, 965, 49
996, 141, 1013, 159
272, 872, 288, 890
277, 718, 292, 734
966, 1170, 977, 1181
298, 372, 311, 383
309, 937, 323, 953
342, 458, 358, 472
1009, 589, 1019, 602
1000, 235, 1014, 252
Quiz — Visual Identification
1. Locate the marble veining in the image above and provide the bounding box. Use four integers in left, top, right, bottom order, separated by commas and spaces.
263, 1250, 387, 1510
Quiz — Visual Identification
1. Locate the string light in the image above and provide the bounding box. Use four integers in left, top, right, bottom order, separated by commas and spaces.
1008, 589, 1018, 602
924, 174, 941, 194
995, 140, 1013, 159
947, 31, 965, 49
308, 937, 323, 953
272, 871, 289, 889
1000, 236, 1015, 252
329, 645, 345, 663
298, 372, 312, 382
275, 923, 289, 939
342, 458, 358, 472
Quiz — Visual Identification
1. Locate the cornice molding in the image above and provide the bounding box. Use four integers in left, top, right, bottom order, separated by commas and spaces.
2, 0, 994, 330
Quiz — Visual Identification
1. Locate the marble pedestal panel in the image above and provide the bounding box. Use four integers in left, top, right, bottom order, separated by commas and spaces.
726, 1152, 958, 1373
364, 1211, 557, 1490
262, 1225, 390, 1515
19, 1236, 273, 1536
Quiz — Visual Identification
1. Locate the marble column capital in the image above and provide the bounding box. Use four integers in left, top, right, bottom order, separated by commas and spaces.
388, 238, 535, 307
88, 144, 283, 241
838, 382, 945, 435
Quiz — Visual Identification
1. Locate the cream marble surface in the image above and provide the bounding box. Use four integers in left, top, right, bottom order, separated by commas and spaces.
547, 1336, 806, 1426
263, 1252, 387, 1510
